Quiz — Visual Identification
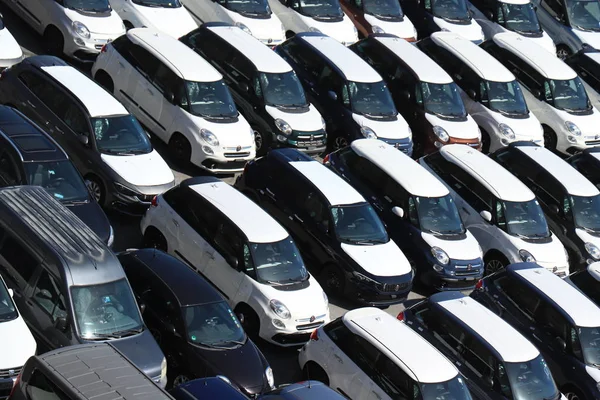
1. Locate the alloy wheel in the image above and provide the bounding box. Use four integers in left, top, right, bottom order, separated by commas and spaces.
485, 259, 505, 275
334, 136, 348, 150
86, 179, 102, 203
254, 129, 263, 151
565, 392, 580, 400
173, 375, 189, 386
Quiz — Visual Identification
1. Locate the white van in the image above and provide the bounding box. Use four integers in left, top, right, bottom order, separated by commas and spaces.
110, 0, 197, 38
0, 14, 23, 69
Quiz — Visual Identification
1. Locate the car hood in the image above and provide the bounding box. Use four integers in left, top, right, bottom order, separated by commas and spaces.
0, 28, 23, 67
364, 14, 416, 39
341, 240, 411, 277
133, 5, 198, 38
110, 330, 164, 378
586, 365, 600, 383
298, 13, 358, 44
222, 9, 285, 44
257, 276, 329, 320
506, 232, 568, 266
101, 150, 175, 187
433, 16, 484, 42
421, 230, 482, 260
553, 106, 600, 140
189, 113, 255, 148
575, 228, 600, 250
424, 113, 479, 139
490, 109, 544, 141
64, 8, 125, 35
265, 104, 323, 132
526, 32, 555, 54
573, 29, 600, 49
352, 113, 411, 140
66, 200, 111, 244
0, 317, 36, 369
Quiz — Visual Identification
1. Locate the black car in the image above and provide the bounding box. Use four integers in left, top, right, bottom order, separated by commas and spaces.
568, 148, 600, 191
170, 377, 250, 400
471, 262, 600, 400
565, 48, 600, 107
565, 262, 600, 307
258, 381, 347, 400
0, 105, 112, 245
235, 148, 413, 306
118, 249, 274, 396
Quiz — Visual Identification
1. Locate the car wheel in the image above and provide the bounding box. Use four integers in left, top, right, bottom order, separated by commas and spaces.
44, 26, 64, 57
169, 133, 191, 166
173, 374, 189, 387
333, 136, 349, 151
556, 45, 571, 60
235, 305, 260, 338
95, 71, 114, 94
253, 126, 272, 156
321, 264, 345, 297
543, 125, 558, 152
143, 228, 167, 252
85, 176, 105, 206
564, 388, 584, 400
124, 21, 134, 31
484, 254, 508, 276
303, 362, 329, 385
480, 128, 491, 154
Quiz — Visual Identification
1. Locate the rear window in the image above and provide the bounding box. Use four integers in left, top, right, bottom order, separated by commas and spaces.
12, 135, 56, 152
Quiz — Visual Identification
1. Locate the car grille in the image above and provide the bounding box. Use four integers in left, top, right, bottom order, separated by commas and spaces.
224, 152, 251, 158
0, 367, 21, 379
294, 130, 326, 147
379, 282, 410, 292
381, 138, 412, 154
586, 140, 600, 146
94, 44, 103, 50
455, 262, 482, 276
296, 314, 327, 323
296, 321, 324, 331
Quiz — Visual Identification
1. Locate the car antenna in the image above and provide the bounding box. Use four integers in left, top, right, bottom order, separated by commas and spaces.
307, 365, 311, 388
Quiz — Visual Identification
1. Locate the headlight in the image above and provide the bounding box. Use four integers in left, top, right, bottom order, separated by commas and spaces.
107, 225, 114, 247
480, 28, 484, 39
200, 129, 219, 146
407, 126, 413, 140
565, 121, 582, 136
160, 357, 167, 382
114, 182, 139, 197
586, 242, 600, 260
353, 25, 358, 34
372, 25, 384, 33
275, 118, 292, 135
518, 249, 536, 262
72, 21, 91, 39
431, 247, 450, 265
353, 271, 379, 285
235, 22, 252, 35
413, 27, 418, 39
323, 291, 329, 307
433, 126, 450, 142
309, 27, 321, 33
477, 127, 482, 140
265, 367, 275, 389
321, 117, 326, 130
361, 126, 377, 139
498, 123, 516, 140
269, 299, 291, 319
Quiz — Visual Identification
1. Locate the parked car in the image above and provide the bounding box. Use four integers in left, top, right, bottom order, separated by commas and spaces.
180, 23, 327, 156
181, 0, 285, 46
0, 56, 175, 215
110, 0, 197, 37
0, 275, 36, 400
351, 34, 481, 155
299, 308, 474, 400
170, 377, 249, 400
471, 262, 600, 400
468, 0, 556, 53
564, 47, 600, 108
0, 186, 167, 387
339, 0, 417, 40
326, 139, 484, 290
141, 176, 330, 347
420, 144, 570, 275
275, 32, 413, 154
418, 32, 544, 152
564, 261, 600, 306
92, 28, 256, 174
0, 105, 113, 246
481, 32, 600, 154
258, 381, 347, 400
491, 142, 600, 270
0, 14, 23, 70
119, 249, 274, 394
236, 149, 414, 305
568, 147, 600, 191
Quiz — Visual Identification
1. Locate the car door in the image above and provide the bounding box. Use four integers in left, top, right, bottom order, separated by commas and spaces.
144, 64, 180, 143
14, 70, 58, 128
14, 0, 45, 31
316, 65, 354, 136
132, 56, 167, 136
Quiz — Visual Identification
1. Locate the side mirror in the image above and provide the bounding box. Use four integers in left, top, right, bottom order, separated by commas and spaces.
485, 10, 494, 20
392, 206, 404, 218
401, 90, 411, 101
166, 91, 175, 104
485, 375, 494, 388
553, 336, 566, 352
7, 288, 13, 297
550, 204, 560, 215
227, 254, 240, 269
239, 82, 249, 92
328, 90, 338, 101
532, 89, 542, 98
138, 301, 146, 314
533, 5, 537, 10
480, 210, 492, 222
165, 322, 180, 337
78, 135, 89, 146
467, 89, 477, 99
54, 316, 68, 332
236, 312, 245, 324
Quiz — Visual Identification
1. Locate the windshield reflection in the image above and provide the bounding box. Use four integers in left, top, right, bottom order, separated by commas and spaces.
64, 0, 111, 12
244, 238, 309, 285
183, 80, 239, 119
184, 302, 246, 348
290, 0, 344, 18
419, 82, 467, 119
24, 161, 89, 203
348, 81, 398, 118
570, 195, 600, 232
481, 80, 529, 116
544, 78, 591, 113
217, 0, 271, 16
0, 280, 17, 322
503, 356, 560, 400
409, 195, 465, 235
363, 0, 404, 19
431, 0, 470, 21
498, 2, 542, 33
419, 376, 473, 400
566, 0, 600, 31
91, 115, 153, 155
496, 199, 550, 239
331, 203, 389, 244
257, 71, 307, 107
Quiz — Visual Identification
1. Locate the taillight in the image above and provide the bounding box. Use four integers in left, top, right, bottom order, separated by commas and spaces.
100, 44, 107, 53
151, 196, 158, 207
475, 279, 485, 291
310, 329, 318, 341
8, 372, 21, 399
0, 69, 6, 81
323, 154, 330, 165
397, 311, 405, 321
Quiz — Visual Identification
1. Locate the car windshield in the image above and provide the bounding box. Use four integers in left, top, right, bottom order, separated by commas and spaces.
24, 161, 89, 203
545, 78, 592, 112
481, 80, 529, 116
570, 270, 600, 305
72, 279, 144, 339
247, 238, 309, 285
132, 0, 181, 8
0, 280, 17, 322
497, 199, 550, 238
63, 0, 110, 12
503, 356, 560, 400
257, 71, 307, 107
290, 0, 344, 17
431, 0, 470, 21
91, 115, 153, 155
411, 195, 465, 235
183, 80, 238, 119
331, 203, 389, 244
419, 376, 473, 400
566, 0, 600, 31
577, 326, 600, 366
184, 302, 246, 348
348, 81, 398, 118
217, 0, 271, 15
420, 82, 467, 119
570, 195, 600, 232
499, 2, 542, 33
363, 0, 404, 18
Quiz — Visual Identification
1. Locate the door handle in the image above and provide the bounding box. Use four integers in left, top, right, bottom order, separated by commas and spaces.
55, 126, 64, 134
333, 354, 343, 364
294, 214, 304, 223
462, 207, 471, 215
372, 202, 383, 211
371, 392, 382, 400
172, 219, 179, 227
205, 250, 215, 260
26, 100, 36, 109
265, 188, 275, 199
26, 299, 35, 306
118, 61, 125, 68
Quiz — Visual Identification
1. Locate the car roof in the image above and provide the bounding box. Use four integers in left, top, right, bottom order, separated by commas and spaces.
509, 263, 600, 328
296, 33, 382, 83
40, 66, 128, 118
343, 308, 459, 383
272, 381, 344, 399
512, 144, 599, 197
204, 25, 292, 74
429, 33, 515, 82
128, 28, 222, 82
498, 0, 531, 4
183, 177, 289, 243
492, 33, 577, 79
372, 35, 452, 84
170, 378, 248, 400
430, 292, 540, 362
289, 160, 366, 205
439, 144, 535, 201
350, 139, 449, 197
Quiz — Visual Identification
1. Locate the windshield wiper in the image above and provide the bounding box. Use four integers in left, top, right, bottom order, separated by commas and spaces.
110, 327, 144, 337
265, 279, 292, 286
63, 199, 89, 205
581, 226, 600, 234
213, 339, 245, 346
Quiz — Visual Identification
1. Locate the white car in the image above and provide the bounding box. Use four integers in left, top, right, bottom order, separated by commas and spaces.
182, 0, 285, 46
483, 32, 600, 155
419, 32, 544, 152
110, 0, 197, 38
141, 176, 330, 347
92, 28, 256, 174
269, 0, 358, 45
299, 308, 473, 400
0, 14, 23, 69
420, 144, 570, 275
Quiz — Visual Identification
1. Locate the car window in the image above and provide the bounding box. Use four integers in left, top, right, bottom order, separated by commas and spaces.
302, 192, 330, 230
32, 270, 67, 323
462, 333, 496, 382
185, 30, 234, 66
26, 369, 69, 400
496, 275, 541, 317
62, 104, 89, 136
125, 45, 161, 78
340, 151, 388, 196
323, 318, 354, 354
319, 66, 348, 106
572, 56, 600, 94
213, 221, 244, 267
541, 0, 564, 17
374, 355, 416, 399
153, 64, 179, 100
0, 232, 39, 286
279, 40, 325, 80
141, 285, 179, 327
19, 72, 70, 117
350, 335, 380, 375
0, 150, 20, 185
427, 309, 466, 357
535, 301, 569, 340
569, 156, 600, 187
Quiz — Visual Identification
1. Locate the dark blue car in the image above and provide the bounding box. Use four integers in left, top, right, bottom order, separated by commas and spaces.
169, 377, 249, 400
258, 381, 346, 400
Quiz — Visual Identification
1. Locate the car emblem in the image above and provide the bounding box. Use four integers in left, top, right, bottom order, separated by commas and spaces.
553, 266, 558, 272
310, 135, 314, 141
8, 369, 15, 377
309, 315, 316, 322
467, 264, 472, 271
268, 38, 273, 43
596, 135, 600, 140
236, 145, 242, 152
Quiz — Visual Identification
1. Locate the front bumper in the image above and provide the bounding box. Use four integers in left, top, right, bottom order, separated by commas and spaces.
535, 260, 569, 277
109, 181, 175, 216
422, 258, 484, 291
65, 31, 124, 62
346, 275, 412, 306
379, 137, 413, 157
277, 130, 327, 155
192, 144, 255, 174
0, 368, 21, 399
261, 312, 329, 347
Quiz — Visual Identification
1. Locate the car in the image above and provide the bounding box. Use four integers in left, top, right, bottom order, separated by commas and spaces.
325, 139, 484, 290
481, 32, 600, 154
491, 142, 600, 270
0, 105, 113, 246
564, 261, 600, 307
258, 381, 347, 400
180, 23, 327, 156
0, 56, 176, 215
402, 291, 566, 400
119, 249, 274, 395
0, 275, 36, 400
170, 377, 250, 400
1, 0, 125, 61
141, 177, 330, 347
339, 0, 417, 40
235, 149, 414, 306
275, 33, 413, 154
564, 47, 600, 108
0, 186, 167, 387
110, 0, 197, 37
568, 148, 600, 191
180, 0, 285, 46
92, 28, 256, 174
351, 34, 482, 155
417, 32, 544, 152
468, 0, 556, 53
0, 13, 23, 70
471, 262, 600, 400
420, 144, 570, 275
400, 0, 485, 43
299, 308, 474, 400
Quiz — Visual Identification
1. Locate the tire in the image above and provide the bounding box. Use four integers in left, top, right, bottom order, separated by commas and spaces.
44, 26, 64, 57
332, 135, 349, 151
543, 125, 558, 152
235, 304, 260, 338
169, 133, 191, 166
143, 228, 167, 252
556, 45, 572, 60
303, 362, 329, 385
252, 126, 272, 156
95, 71, 114, 94
480, 128, 491, 154
321, 264, 345, 298
484, 253, 509, 276
286, 30, 295, 39
172, 374, 189, 387
85, 176, 105, 206
563, 387, 584, 400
